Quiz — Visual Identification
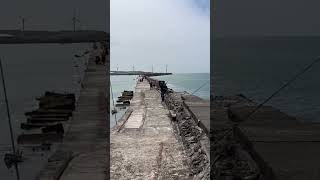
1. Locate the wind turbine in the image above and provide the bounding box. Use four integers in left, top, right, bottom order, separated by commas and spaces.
19, 16, 28, 31
72, 9, 81, 31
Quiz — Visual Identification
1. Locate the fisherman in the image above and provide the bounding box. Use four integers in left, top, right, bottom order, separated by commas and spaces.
159, 81, 168, 102
92, 43, 101, 65
100, 42, 108, 65
149, 81, 153, 89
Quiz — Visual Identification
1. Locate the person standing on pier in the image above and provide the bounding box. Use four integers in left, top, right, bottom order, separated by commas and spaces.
92, 43, 101, 65
100, 42, 108, 65
149, 81, 154, 89
159, 81, 168, 102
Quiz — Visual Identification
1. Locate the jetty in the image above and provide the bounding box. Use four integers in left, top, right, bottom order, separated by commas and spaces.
110, 77, 210, 179
37, 51, 108, 179
110, 70, 172, 76
0, 30, 108, 44
212, 94, 320, 180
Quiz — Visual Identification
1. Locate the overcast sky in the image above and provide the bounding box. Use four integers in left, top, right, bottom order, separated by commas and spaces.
110, 0, 210, 73
214, 0, 320, 36
0, 0, 109, 31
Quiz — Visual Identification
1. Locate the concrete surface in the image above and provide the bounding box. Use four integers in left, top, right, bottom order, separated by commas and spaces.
111, 79, 190, 179
212, 95, 320, 180
37, 53, 108, 180
183, 94, 210, 134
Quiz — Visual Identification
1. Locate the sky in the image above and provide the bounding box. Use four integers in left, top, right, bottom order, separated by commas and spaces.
214, 0, 320, 36
110, 0, 210, 73
0, 0, 109, 31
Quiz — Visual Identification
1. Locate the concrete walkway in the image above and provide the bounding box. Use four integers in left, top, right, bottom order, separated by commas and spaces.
111, 79, 190, 179
183, 94, 210, 134
37, 54, 108, 180
212, 95, 320, 180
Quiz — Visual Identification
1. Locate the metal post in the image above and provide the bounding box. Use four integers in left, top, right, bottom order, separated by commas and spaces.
0, 58, 20, 180
22, 18, 25, 31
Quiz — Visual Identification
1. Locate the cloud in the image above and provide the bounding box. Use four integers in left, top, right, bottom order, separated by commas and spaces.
110, 0, 210, 73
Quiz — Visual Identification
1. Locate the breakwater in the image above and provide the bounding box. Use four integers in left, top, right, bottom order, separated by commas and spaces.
110, 76, 210, 179
147, 76, 210, 178
0, 30, 108, 44
110, 70, 172, 76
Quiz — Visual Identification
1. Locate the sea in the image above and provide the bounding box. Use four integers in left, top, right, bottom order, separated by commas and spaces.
0, 43, 90, 180
214, 36, 320, 122
110, 73, 210, 128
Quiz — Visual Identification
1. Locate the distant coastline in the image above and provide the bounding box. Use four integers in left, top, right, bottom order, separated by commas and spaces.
0, 30, 108, 44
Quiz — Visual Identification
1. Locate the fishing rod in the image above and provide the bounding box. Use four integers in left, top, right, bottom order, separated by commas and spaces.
0, 58, 20, 180
243, 56, 320, 121
191, 80, 210, 95
110, 80, 117, 125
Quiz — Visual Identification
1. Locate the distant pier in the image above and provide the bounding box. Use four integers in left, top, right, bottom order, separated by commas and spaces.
0, 30, 108, 44
110, 70, 172, 76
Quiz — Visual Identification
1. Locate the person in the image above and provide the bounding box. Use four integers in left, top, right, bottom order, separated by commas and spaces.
159, 81, 168, 102
100, 42, 108, 65
92, 43, 101, 65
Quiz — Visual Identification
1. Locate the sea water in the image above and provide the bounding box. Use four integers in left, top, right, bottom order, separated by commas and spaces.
214, 36, 320, 122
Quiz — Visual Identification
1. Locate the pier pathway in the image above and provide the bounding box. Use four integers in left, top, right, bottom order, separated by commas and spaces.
110, 79, 190, 179
212, 95, 320, 180
37, 53, 108, 180
182, 94, 210, 135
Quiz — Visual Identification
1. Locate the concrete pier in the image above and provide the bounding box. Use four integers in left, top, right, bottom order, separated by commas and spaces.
110, 79, 190, 179
0, 30, 108, 44
212, 95, 320, 180
182, 94, 210, 135
37, 53, 108, 179
110, 71, 172, 76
